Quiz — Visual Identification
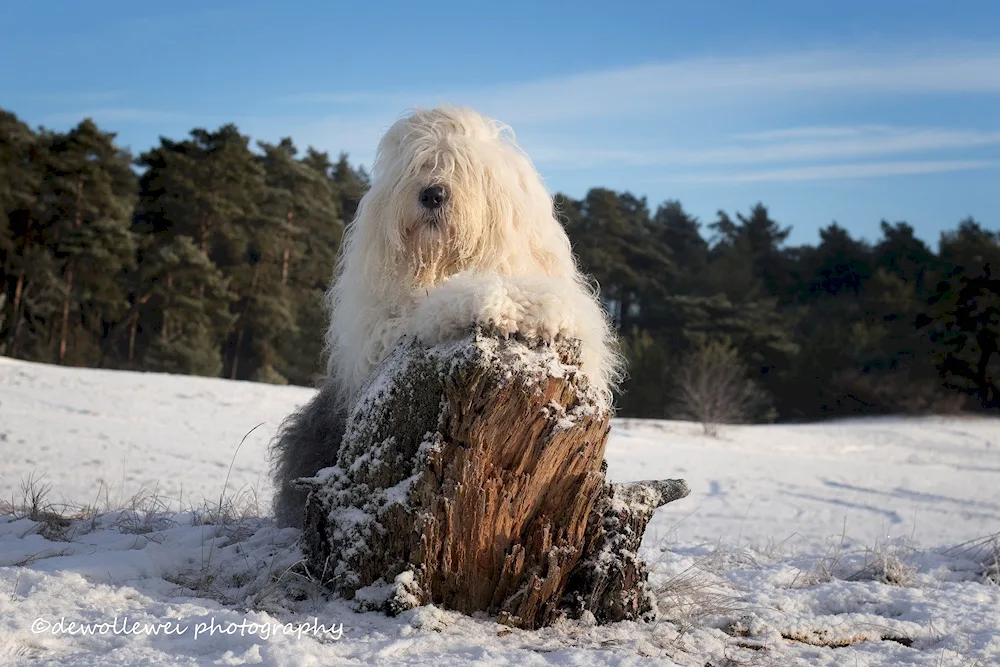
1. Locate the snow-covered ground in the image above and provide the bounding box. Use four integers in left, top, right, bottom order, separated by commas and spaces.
1, 356, 998, 665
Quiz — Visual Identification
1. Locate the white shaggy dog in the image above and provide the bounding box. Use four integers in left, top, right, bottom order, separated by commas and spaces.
270, 106, 622, 527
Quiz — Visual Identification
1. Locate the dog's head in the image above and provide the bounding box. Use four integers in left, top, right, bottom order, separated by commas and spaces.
349, 107, 570, 286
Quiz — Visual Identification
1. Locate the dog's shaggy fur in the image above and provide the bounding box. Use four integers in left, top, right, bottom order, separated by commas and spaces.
270, 107, 623, 527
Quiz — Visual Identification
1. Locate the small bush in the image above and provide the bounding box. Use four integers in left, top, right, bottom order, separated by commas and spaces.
673, 339, 761, 436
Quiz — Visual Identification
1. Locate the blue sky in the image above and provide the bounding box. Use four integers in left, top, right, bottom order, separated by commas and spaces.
1, 0, 998, 246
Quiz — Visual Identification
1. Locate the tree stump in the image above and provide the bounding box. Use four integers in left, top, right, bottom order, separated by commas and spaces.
299, 329, 689, 629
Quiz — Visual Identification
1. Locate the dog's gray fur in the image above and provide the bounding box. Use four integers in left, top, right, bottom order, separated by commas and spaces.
269, 379, 348, 528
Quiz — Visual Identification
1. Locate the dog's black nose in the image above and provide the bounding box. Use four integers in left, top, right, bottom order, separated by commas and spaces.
419, 185, 447, 209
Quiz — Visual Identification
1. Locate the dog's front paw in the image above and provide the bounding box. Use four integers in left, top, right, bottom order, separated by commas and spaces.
407, 274, 581, 349
407, 277, 506, 347
480, 296, 525, 339
500, 278, 578, 345
518, 296, 575, 342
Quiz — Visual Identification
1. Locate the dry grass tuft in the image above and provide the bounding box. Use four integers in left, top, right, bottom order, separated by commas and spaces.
942, 530, 1000, 585
652, 551, 745, 631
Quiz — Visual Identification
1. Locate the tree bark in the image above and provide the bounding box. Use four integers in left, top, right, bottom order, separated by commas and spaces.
128, 315, 139, 364
9, 280, 27, 357
11, 216, 31, 320
300, 329, 688, 629
229, 263, 261, 380
75, 177, 83, 229
281, 202, 294, 286
58, 262, 73, 364
8, 271, 26, 355
12, 270, 24, 317
161, 272, 173, 344
230, 328, 244, 380
100, 292, 152, 366
59, 177, 85, 365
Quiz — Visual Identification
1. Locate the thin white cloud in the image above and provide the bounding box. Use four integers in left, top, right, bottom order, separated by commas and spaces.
41, 43, 994, 186
675, 159, 999, 184
273, 43, 1000, 175
286, 43, 1000, 126
529, 127, 1000, 169
735, 126, 889, 142
472, 46, 1000, 124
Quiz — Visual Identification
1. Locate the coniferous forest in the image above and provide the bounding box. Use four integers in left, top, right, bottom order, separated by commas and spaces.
1, 109, 998, 421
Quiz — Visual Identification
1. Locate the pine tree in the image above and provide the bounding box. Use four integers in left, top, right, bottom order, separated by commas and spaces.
781, 223, 874, 416
937, 218, 1000, 280
651, 200, 708, 295
570, 188, 673, 332
258, 140, 341, 287
874, 221, 935, 292
97, 233, 233, 374
136, 125, 264, 256
260, 143, 344, 385
0, 110, 43, 354
330, 152, 369, 224
39, 119, 136, 365
707, 203, 792, 301
802, 223, 873, 299
923, 269, 999, 409
0, 111, 38, 258
919, 223, 1000, 409
137, 124, 271, 379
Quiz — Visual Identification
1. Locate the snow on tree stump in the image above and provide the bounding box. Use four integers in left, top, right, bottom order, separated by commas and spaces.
560, 475, 690, 623
298, 328, 689, 629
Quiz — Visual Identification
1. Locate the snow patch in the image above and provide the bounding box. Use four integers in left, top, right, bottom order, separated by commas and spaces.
2, 356, 1000, 664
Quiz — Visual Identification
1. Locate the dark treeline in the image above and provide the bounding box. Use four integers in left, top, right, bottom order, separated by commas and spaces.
1, 109, 998, 420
